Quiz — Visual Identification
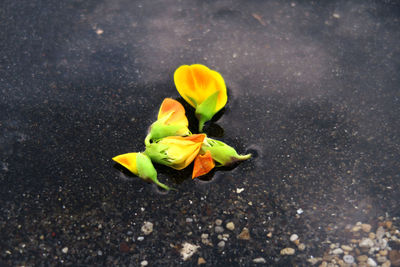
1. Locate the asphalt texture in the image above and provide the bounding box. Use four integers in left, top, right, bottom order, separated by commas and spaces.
1, 0, 400, 266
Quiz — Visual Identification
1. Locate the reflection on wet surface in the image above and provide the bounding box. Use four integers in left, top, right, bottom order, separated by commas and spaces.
1, 0, 400, 265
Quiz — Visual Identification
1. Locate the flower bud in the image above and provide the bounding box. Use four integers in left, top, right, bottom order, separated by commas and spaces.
201, 138, 251, 166
145, 134, 206, 170
145, 98, 190, 145
112, 152, 171, 190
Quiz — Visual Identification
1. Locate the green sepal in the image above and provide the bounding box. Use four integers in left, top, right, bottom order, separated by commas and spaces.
144, 142, 171, 167
146, 121, 188, 144
136, 153, 172, 190
201, 138, 251, 166
145, 112, 190, 146
195, 91, 219, 131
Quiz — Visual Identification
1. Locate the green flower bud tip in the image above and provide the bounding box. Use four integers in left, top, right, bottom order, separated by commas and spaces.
201, 138, 251, 166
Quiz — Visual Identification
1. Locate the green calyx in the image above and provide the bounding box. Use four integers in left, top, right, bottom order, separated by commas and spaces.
136, 153, 172, 190
201, 138, 251, 166
144, 142, 171, 167
145, 113, 190, 146
195, 91, 220, 132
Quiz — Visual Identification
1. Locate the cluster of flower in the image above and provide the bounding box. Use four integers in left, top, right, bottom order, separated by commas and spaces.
113, 64, 251, 190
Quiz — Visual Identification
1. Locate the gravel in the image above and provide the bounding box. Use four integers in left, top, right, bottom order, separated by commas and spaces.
253, 257, 266, 263
343, 255, 354, 264
226, 222, 235, 231
280, 248, 295, 255
215, 226, 224, 233
141, 222, 154, 235
290, 234, 299, 242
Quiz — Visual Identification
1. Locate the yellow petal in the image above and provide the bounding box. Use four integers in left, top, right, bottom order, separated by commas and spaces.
157, 98, 188, 126
174, 64, 227, 113
112, 153, 139, 175
160, 134, 206, 170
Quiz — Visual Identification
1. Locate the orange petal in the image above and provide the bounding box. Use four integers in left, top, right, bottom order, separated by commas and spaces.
185, 133, 206, 143
192, 150, 215, 179
158, 98, 188, 126
112, 153, 139, 175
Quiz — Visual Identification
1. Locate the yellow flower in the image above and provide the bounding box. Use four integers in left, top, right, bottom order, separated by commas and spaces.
145, 134, 206, 170
145, 98, 190, 145
112, 152, 171, 190
174, 64, 227, 131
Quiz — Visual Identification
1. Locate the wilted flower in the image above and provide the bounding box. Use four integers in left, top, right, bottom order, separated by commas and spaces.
192, 150, 215, 179
112, 152, 171, 190
201, 137, 251, 166
145, 134, 206, 170
174, 64, 227, 131
145, 98, 190, 145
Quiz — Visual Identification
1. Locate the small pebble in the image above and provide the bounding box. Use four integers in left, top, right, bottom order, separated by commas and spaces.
62, 247, 68, 254
201, 233, 209, 239
180, 242, 199, 261
137, 236, 144, 241
197, 257, 206, 265
307, 257, 322, 265
369, 232, 376, 239
367, 258, 377, 267
332, 248, 343, 255
380, 250, 388, 256
280, 247, 295, 255
385, 221, 393, 229
141, 221, 154, 235
377, 256, 387, 263
343, 255, 354, 264
357, 255, 368, 262
186, 218, 193, 223
290, 234, 299, 242
217, 241, 225, 248
226, 222, 235, 231
215, 219, 223, 226
97, 250, 103, 256
96, 28, 104, 35
236, 188, 244, 194
215, 226, 224, 233
359, 238, 374, 248
140, 260, 148, 266
341, 245, 353, 251
297, 208, 303, 214
238, 228, 250, 240
298, 243, 306, 251
253, 257, 266, 263
376, 226, 385, 239
361, 224, 372, 232
381, 261, 391, 267
390, 250, 400, 266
